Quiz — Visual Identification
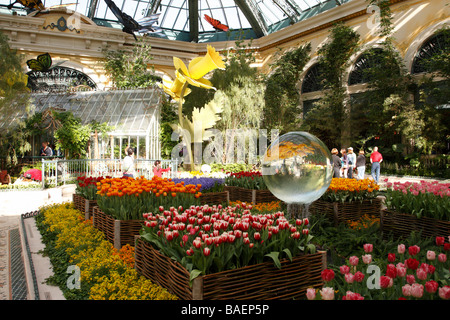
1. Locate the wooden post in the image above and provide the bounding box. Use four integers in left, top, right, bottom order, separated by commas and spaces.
114, 220, 121, 249
318, 250, 327, 271
192, 277, 204, 300
84, 199, 90, 220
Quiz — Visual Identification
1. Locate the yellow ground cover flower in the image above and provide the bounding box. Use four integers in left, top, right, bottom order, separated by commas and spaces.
39, 203, 177, 300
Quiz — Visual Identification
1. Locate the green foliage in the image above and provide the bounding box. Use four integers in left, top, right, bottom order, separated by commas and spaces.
264, 43, 311, 133
303, 23, 360, 147
102, 37, 160, 88
160, 95, 178, 159
0, 31, 33, 168
54, 112, 91, 159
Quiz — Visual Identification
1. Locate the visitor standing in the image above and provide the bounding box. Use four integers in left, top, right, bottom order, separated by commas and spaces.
355, 150, 366, 180
370, 146, 383, 184
347, 147, 356, 179
331, 148, 341, 178
153, 160, 170, 178
122, 148, 135, 178
340, 148, 348, 178
40, 142, 53, 157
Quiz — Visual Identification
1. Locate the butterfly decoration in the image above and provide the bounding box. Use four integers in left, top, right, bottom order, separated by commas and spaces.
26, 53, 66, 72
204, 14, 229, 32
8, 0, 76, 11
104, 0, 162, 40
7, 0, 45, 10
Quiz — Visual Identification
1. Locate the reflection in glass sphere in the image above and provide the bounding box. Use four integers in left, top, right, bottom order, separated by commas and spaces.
262, 132, 333, 204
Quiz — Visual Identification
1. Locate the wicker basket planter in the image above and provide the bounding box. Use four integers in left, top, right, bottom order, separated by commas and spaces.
72, 194, 98, 220
199, 191, 229, 206
135, 236, 326, 300
224, 186, 279, 204
309, 198, 382, 225
92, 207, 143, 249
72, 193, 84, 212
381, 209, 450, 240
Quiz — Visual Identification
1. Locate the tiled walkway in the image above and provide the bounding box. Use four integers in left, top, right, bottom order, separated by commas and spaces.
0, 175, 448, 300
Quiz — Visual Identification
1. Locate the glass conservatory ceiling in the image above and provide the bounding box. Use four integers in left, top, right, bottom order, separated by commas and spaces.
0, 0, 349, 42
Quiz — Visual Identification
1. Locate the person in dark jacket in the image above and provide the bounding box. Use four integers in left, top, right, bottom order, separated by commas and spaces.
355, 149, 366, 180
331, 148, 341, 178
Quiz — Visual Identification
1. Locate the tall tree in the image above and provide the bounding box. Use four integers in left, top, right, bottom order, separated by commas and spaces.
102, 37, 160, 88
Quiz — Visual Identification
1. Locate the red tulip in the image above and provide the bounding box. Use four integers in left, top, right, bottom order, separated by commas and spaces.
436, 237, 445, 246
254, 232, 261, 241
321, 269, 335, 282
203, 247, 211, 256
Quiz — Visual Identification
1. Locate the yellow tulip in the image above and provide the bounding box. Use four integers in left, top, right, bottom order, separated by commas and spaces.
173, 45, 225, 90
159, 72, 192, 101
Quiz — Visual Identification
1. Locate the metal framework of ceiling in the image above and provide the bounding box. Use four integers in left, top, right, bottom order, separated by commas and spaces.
0, 0, 349, 42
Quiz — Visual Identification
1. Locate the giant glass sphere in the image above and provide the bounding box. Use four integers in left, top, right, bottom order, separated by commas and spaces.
262, 132, 333, 204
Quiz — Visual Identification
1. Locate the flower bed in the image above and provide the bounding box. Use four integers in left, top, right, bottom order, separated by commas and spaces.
171, 177, 228, 205
135, 237, 325, 300
309, 178, 381, 224
74, 176, 105, 218
135, 203, 323, 299
35, 203, 177, 300
96, 176, 201, 220
383, 180, 450, 240
225, 171, 267, 190
307, 238, 450, 300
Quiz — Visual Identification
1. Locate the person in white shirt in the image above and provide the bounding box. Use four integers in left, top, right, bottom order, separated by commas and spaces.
122, 148, 135, 178
347, 147, 357, 179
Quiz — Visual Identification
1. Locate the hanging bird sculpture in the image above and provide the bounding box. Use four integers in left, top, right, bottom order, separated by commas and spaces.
104, 0, 162, 40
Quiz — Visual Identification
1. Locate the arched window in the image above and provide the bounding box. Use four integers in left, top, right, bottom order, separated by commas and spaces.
412, 31, 449, 74
27, 66, 97, 92
348, 48, 384, 85
301, 64, 323, 93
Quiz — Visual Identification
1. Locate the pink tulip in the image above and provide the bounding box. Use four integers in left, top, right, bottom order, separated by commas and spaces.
406, 275, 416, 284
363, 243, 373, 253
416, 268, 428, 281
398, 244, 406, 254
402, 284, 412, 297
342, 291, 364, 300
397, 266, 407, 277
349, 256, 359, 266
411, 283, 424, 298
362, 254, 372, 264
320, 287, 335, 300
439, 286, 450, 300
340, 265, 350, 274
306, 288, 316, 300
426, 250, 436, 261
438, 253, 447, 263
345, 273, 354, 284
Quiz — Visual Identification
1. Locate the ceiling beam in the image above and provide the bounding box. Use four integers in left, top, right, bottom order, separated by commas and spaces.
234, 0, 267, 38
188, 0, 198, 42
87, 0, 99, 19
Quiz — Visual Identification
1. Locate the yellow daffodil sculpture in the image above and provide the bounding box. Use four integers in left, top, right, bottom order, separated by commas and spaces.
160, 45, 226, 169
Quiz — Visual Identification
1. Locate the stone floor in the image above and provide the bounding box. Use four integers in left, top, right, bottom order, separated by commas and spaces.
0, 174, 449, 300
